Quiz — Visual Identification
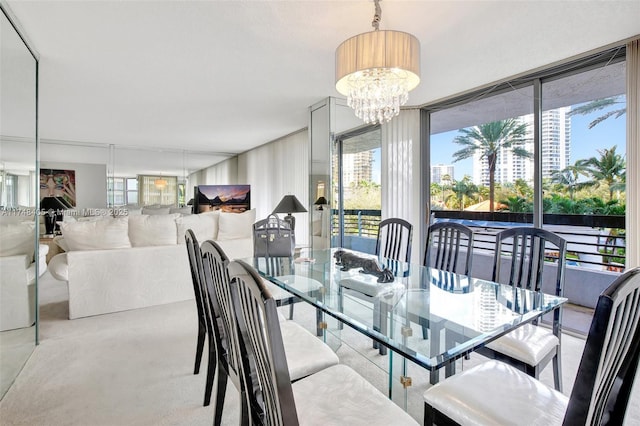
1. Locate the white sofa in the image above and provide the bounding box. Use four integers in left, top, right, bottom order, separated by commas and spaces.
0, 219, 47, 331
48, 209, 256, 319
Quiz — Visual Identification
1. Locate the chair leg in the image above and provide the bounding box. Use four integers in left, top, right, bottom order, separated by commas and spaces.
239, 390, 250, 426
203, 343, 217, 406
553, 350, 563, 392
424, 403, 435, 426
194, 322, 206, 374
212, 368, 228, 425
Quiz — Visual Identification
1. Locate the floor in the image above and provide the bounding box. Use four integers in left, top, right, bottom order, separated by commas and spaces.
1, 272, 639, 425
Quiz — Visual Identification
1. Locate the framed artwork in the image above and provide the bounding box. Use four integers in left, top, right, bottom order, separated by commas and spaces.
40, 169, 76, 208
194, 185, 250, 213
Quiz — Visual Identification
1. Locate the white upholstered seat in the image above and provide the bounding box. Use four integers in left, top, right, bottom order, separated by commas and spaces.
485, 323, 559, 365
423, 360, 568, 426
281, 320, 339, 380
294, 364, 418, 426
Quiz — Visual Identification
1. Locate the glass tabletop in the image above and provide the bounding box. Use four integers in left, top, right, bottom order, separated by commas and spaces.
246, 248, 567, 371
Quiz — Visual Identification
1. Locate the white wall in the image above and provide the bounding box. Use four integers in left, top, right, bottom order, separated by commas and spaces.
194, 130, 310, 245
40, 161, 107, 209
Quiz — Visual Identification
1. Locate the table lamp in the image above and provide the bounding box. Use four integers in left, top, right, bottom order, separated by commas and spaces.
40, 196, 68, 235
273, 195, 307, 231
314, 196, 328, 211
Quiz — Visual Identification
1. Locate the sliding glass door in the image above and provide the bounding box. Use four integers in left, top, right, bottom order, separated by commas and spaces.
333, 126, 381, 252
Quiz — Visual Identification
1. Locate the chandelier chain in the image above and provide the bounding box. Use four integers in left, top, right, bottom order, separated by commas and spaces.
372, 0, 381, 31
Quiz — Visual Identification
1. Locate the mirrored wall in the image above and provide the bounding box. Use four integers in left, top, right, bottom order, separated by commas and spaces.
0, 5, 38, 398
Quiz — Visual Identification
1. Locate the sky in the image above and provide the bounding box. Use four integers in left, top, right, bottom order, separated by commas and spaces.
430, 103, 626, 181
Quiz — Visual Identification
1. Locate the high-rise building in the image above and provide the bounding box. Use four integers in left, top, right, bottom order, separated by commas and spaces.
472, 107, 571, 185
342, 150, 374, 187
431, 164, 455, 184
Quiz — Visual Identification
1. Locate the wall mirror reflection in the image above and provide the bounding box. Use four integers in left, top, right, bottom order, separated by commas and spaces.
0, 6, 38, 398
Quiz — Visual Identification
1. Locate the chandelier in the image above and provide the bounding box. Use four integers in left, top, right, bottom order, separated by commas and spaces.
335, 0, 420, 124
154, 178, 167, 190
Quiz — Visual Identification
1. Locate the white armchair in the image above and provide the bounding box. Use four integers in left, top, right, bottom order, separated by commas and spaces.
0, 219, 47, 331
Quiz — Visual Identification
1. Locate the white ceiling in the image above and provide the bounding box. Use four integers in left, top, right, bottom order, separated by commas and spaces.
4, 0, 640, 176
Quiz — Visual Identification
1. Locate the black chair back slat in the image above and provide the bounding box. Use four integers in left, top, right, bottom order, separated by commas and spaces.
564, 268, 640, 425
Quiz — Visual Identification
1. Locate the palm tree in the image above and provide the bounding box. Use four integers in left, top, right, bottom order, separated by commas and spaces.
550, 162, 591, 200
452, 119, 531, 212
581, 146, 626, 201
568, 96, 626, 129
446, 177, 478, 211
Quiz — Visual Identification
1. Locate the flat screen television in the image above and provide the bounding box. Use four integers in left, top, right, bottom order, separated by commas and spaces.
193, 185, 251, 214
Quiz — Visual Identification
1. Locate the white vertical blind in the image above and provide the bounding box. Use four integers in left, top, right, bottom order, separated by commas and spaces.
627, 39, 640, 269
238, 130, 310, 245
381, 109, 422, 263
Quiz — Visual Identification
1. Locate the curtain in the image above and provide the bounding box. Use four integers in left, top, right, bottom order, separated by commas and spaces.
138, 175, 178, 206
627, 39, 640, 269
381, 109, 422, 263
237, 130, 310, 245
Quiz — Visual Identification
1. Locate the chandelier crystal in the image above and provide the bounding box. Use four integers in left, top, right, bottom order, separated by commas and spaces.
335, 0, 420, 124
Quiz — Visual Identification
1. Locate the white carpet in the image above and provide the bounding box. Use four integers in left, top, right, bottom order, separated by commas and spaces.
1, 272, 639, 425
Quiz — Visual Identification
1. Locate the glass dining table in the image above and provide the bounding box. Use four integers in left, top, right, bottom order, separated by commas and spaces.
246, 248, 567, 408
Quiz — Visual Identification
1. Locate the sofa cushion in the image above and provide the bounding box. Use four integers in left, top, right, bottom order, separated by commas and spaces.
215, 237, 253, 260
128, 214, 180, 247
61, 217, 131, 251
176, 211, 219, 243
0, 222, 36, 257
217, 209, 256, 241
169, 206, 192, 215
48, 253, 69, 281
142, 207, 171, 215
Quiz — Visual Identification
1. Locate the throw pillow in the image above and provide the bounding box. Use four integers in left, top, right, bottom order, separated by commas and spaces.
128, 214, 180, 247
60, 217, 131, 251
217, 209, 256, 241
175, 211, 219, 244
0, 222, 36, 257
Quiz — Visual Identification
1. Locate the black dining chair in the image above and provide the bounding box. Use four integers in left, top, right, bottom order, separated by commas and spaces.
253, 215, 303, 320
227, 259, 420, 426
420, 222, 474, 365
200, 240, 339, 425
475, 227, 567, 391
339, 217, 413, 355
423, 222, 474, 275
423, 267, 640, 426
184, 230, 213, 400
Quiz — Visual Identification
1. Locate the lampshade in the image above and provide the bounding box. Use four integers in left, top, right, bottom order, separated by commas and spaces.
314, 196, 328, 211
335, 0, 420, 124
154, 178, 168, 189
273, 195, 307, 214
40, 196, 69, 211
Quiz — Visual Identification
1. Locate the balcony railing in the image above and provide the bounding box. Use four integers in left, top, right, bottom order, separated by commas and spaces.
331, 209, 626, 271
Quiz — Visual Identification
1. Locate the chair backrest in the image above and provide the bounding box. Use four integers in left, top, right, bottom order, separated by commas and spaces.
200, 240, 243, 378
228, 259, 299, 426
564, 267, 640, 425
376, 218, 413, 277
492, 227, 567, 296
185, 230, 208, 331
424, 222, 474, 275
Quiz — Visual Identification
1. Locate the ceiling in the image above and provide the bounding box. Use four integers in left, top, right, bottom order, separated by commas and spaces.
4, 0, 640, 176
